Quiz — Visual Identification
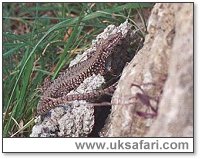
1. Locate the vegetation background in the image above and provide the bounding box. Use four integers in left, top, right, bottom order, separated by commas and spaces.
2, 2, 153, 137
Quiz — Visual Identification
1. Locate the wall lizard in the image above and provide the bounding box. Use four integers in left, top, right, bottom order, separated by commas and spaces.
42, 32, 123, 98
37, 32, 124, 115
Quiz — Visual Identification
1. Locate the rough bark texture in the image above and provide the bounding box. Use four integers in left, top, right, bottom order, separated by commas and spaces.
101, 3, 193, 137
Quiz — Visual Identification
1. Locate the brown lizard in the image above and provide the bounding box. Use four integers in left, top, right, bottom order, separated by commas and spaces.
37, 82, 117, 115
37, 32, 124, 115
42, 32, 123, 98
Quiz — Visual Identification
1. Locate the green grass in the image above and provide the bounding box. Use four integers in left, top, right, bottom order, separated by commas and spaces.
2, 2, 153, 137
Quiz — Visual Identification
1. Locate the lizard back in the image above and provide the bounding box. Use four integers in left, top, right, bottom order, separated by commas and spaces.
42, 32, 123, 98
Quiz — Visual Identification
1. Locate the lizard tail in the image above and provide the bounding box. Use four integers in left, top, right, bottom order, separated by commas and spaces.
37, 82, 118, 115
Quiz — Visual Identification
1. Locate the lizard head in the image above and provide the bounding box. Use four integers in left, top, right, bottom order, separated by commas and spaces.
100, 32, 123, 54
